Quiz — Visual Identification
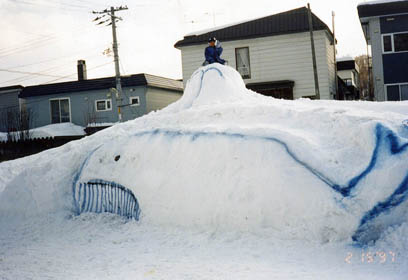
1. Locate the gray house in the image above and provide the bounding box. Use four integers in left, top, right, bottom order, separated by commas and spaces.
0, 85, 24, 132
358, 0, 408, 101
19, 71, 183, 129
19, 74, 183, 127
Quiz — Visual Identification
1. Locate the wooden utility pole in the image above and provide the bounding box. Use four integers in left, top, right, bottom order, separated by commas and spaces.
307, 3, 320, 99
332, 11, 339, 100
93, 6, 128, 122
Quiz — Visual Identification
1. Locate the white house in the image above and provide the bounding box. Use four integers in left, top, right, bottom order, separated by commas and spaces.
337, 58, 360, 99
174, 7, 336, 100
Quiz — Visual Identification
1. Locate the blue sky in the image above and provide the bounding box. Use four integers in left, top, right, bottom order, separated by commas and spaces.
0, 0, 369, 87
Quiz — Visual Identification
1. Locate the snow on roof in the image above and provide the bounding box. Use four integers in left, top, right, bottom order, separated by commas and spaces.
185, 16, 264, 37
336, 56, 354, 62
31, 123, 86, 138
0, 123, 86, 141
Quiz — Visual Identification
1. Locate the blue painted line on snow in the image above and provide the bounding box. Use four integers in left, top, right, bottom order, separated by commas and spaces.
73, 120, 407, 243
131, 123, 408, 198
342, 124, 408, 197
352, 172, 408, 243
72, 146, 102, 215
188, 66, 224, 105
129, 123, 408, 244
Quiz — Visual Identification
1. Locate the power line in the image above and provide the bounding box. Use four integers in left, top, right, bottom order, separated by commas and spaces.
0, 69, 64, 78
43, 61, 113, 84
0, 37, 57, 58
8, 0, 92, 12
0, 61, 115, 111
0, 52, 103, 85
61, 0, 107, 9
0, 35, 54, 53
0, 23, 98, 60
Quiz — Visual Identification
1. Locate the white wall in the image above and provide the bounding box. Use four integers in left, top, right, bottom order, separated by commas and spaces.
368, 18, 385, 101
338, 69, 359, 88
146, 87, 182, 113
178, 30, 335, 100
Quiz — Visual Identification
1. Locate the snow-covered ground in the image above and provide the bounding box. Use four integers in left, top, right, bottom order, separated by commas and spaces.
0, 64, 407, 279
0, 123, 85, 141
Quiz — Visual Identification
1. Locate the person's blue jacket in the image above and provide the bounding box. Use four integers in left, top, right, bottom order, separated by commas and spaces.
204, 41, 226, 65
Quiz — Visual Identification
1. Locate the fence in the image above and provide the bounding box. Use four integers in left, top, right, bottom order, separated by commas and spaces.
73, 179, 141, 220
0, 136, 84, 162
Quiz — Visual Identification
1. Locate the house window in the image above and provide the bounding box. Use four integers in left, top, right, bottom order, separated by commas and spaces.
386, 84, 408, 101
95, 99, 112, 112
382, 32, 408, 53
401, 84, 408, 100
235, 47, 251, 79
344, 78, 352, 86
383, 35, 393, 53
130, 96, 140, 106
50, 98, 70, 124
394, 33, 408, 52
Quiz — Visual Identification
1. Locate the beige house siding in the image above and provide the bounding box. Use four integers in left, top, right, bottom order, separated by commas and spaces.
178, 30, 335, 100
146, 87, 182, 113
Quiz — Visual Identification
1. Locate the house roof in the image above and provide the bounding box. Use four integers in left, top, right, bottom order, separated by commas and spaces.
337, 60, 356, 71
0, 85, 23, 93
19, 74, 183, 98
358, 0, 408, 18
174, 7, 333, 48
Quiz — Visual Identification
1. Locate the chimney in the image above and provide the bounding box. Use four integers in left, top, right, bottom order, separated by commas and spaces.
77, 60, 87, 81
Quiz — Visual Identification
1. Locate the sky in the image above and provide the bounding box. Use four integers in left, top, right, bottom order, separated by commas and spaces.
0, 0, 373, 87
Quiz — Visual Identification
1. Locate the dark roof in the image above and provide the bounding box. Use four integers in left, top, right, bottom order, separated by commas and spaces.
358, 1, 408, 18
337, 60, 356, 71
0, 85, 23, 92
20, 74, 183, 98
175, 7, 333, 48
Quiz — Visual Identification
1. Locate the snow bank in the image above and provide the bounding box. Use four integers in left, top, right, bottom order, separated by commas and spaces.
31, 123, 86, 138
0, 64, 407, 247
0, 123, 85, 141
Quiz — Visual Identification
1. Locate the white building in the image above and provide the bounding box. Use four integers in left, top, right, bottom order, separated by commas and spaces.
175, 7, 336, 100
358, 0, 408, 101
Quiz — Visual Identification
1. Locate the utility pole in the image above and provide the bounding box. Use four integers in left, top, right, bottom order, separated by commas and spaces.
307, 3, 320, 99
332, 11, 339, 100
93, 5, 128, 122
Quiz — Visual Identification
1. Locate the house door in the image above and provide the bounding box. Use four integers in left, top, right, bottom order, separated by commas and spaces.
50, 98, 71, 123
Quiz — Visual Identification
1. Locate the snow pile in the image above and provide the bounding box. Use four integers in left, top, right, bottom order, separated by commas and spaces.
0, 64, 408, 248
0, 123, 85, 141
30, 123, 86, 138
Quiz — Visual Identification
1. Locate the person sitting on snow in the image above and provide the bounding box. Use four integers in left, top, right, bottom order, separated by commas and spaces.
203, 37, 226, 66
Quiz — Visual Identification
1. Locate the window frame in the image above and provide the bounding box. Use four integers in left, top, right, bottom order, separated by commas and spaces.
49, 97, 71, 124
235, 46, 251, 79
393, 32, 408, 52
385, 82, 408, 101
129, 96, 140, 107
382, 34, 394, 54
382, 32, 408, 54
95, 99, 112, 112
